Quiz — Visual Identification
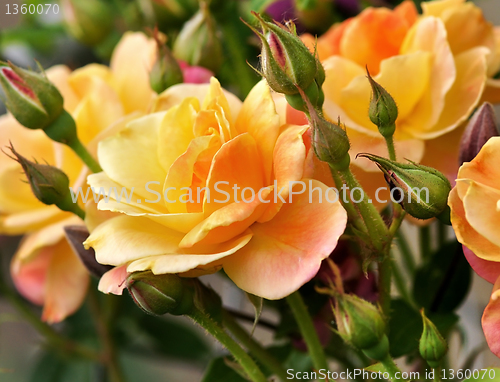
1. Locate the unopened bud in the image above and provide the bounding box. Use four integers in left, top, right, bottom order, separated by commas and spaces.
419, 310, 448, 367
6, 145, 84, 218
173, 4, 223, 73
459, 102, 499, 164
61, 0, 113, 46
358, 154, 451, 220
127, 271, 195, 316
0, 62, 63, 130
367, 71, 398, 138
149, 29, 184, 93
249, 13, 319, 96
309, 107, 350, 169
334, 293, 387, 354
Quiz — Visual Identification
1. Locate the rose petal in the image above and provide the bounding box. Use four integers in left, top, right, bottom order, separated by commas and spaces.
463, 245, 500, 284
482, 275, 500, 357
98, 265, 129, 295
223, 180, 347, 299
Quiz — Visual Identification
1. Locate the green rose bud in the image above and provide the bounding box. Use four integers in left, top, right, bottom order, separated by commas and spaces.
61, 0, 114, 46
358, 153, 451, 220
6, 145, 83, 219
311, 113, 350, 170
419, 310, 448, 367
334, 293, 387, 354
248, 13, 320, 97
367, 71, 398, 138
0, 62, 63, 131
126, 271, 195, 316
149, 30, 184, 94
173, 4, 223, 73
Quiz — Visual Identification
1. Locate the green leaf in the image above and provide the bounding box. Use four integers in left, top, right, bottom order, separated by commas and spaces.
296, 0, 318, 11
413, 241, 472, 313
463, 368, 500, 382
245, 292, 263, 335
388, 299, 422, 358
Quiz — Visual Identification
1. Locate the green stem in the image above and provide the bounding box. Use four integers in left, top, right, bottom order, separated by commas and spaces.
285, 291, 329, 373
222, 311, 288, 381
380, 354, 405, 382
69, 138, 102, 173
336, 166, 389, 252
434, 367, 441, 382
385, 136, 397, 161
57, 193, 86, 220
420, 225, 432, 261
378, 256, 392, 322
188, 308, 267, 382
395, 230, 415, 275
0, 281, 101, 362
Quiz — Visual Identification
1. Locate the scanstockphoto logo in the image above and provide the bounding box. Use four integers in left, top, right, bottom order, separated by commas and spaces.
69, 180, 430, 205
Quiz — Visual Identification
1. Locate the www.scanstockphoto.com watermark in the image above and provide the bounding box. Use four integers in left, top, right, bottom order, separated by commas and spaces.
69, 179, 430, 205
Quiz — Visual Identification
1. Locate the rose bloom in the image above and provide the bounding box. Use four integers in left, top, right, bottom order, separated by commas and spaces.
0, 32, 174, 322
84, 79, 347, 299
448, 136, 500, 357
301, 0, 500, 199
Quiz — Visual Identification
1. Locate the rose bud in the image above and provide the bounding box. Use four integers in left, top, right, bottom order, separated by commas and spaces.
0, 61, 63, 130
357, 153, 451, 220
419, 309, 448, 367
367, 70, 398, 139
459, 102, 499, 164
149, 29, 184, 93
6, 145, 85, 219
248, 12, 324, 109
173, 4, 223, 73
126, 271, 195, 316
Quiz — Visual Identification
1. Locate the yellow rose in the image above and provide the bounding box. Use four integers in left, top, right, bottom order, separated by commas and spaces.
85, 79, 347, 299
449, 137, 500, 357
0, 32, 157, 322
303, 0, 498, 199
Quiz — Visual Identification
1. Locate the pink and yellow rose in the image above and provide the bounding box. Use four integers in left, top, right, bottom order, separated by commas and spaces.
449, 136, 500, 357
302, 0, 500, 195
0, 32, 162, 322
84, 79, 347, 299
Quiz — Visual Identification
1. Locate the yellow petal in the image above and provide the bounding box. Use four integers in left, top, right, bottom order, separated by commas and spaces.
235, 80, 281, 184
416, 47, 488, 139
97, 112, 167, 201
457, 137, 500, 189
110, 32, 156, 113
400, 17, 455, 135
322, 56, 365, 107
421, 0, 464, 17
126, 230, 253, 275
46, 65, 80, 113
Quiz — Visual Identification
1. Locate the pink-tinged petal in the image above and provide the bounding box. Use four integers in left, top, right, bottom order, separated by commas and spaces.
203, 133, 265, 216
98, 265, 129, 295
11, 243, 51, 305
235, 80, 281, 184
127, 231, 253, 275
42, 239, 89, 323
482, 276, 500, 357
259, 124, 309, 223
223, 180, 347, 299
458, 137, 500, 189
449, 187, 500, 261
463, 245, 500, 284
462, 180, 500, 250
110, 32, 156, 113
179, 61, 213, 84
